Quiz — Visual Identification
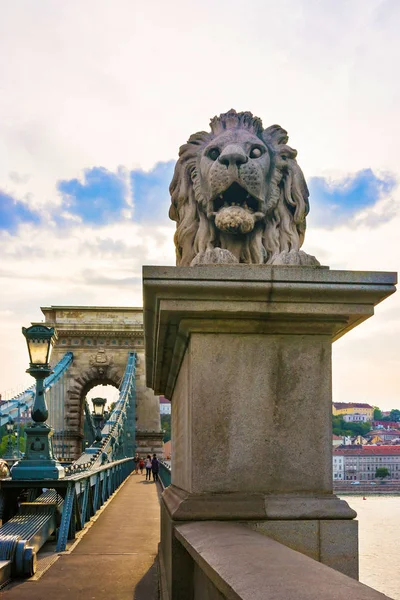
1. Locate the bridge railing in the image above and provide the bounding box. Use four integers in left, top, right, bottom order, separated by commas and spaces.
166, 521, 388, 600
159, 460, 171, 489
56, 457, 135, 551
0, 457, 135, 580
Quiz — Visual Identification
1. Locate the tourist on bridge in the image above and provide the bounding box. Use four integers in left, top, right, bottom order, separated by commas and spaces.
145, 454, 152, 480
139, 456, 145, 475
151, 453, 159, 482
134, 452, 140, 474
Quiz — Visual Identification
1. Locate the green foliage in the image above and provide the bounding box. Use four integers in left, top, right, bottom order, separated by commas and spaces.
375, 467, 390, 479
371, 406, 400, 422
0, 426, 26, 457
389, 409, 400, 422
161, 414, 171, 443
332, 415, 371, 437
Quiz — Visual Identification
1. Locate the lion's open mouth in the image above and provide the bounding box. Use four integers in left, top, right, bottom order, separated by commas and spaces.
213, 182, 260, 213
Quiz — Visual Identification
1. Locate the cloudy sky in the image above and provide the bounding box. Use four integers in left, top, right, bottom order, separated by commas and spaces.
0, 0, 399, 409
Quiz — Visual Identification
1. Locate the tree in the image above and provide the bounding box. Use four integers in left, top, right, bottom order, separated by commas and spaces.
347, 421, 371, 437
389, 409, 400, 423
375, 467, 390, 479
161, 414, 171, 443
332, 415, 371, 438
0, 428, 26, 457
373, 407, 383, 420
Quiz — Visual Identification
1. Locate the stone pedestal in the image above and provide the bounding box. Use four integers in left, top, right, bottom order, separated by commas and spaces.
143, 265, 396, 593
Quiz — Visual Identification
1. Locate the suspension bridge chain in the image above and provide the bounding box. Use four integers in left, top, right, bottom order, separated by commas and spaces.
0, 352, 73, 428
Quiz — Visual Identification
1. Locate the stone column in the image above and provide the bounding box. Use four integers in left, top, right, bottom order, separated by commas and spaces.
143, 265, 396, 594
135, 349, 164, 457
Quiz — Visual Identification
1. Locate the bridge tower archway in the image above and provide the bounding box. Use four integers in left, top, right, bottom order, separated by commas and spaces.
33, 306, 163, 460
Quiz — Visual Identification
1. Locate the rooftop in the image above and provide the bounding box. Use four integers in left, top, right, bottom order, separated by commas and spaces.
372, 421, 400, 428
369, 429, 400, 436
333, 402, 373, 409
334, 446, 400, 456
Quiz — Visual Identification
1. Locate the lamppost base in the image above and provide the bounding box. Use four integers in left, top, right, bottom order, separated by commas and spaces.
11, 423, 65, 480
11, 460, 65, 480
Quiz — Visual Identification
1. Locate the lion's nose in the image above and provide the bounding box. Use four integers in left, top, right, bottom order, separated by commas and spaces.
218, 144, 248, 168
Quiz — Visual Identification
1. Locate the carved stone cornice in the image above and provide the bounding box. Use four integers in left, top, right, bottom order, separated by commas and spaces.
56, 329, 143, 338
136, 430, 164, 440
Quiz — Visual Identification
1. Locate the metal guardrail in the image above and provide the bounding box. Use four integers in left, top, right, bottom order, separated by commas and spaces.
159, 460, 171, 489
0, 457, 134, 580
56, 457, 135, 551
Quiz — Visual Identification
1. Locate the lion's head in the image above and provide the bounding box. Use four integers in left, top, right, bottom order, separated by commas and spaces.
169, 109, 317, 266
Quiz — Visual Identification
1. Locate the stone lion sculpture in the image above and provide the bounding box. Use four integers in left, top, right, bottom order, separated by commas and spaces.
169, 109, 319, 266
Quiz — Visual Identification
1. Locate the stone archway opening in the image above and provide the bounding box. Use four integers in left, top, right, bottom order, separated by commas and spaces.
81, 381, 121, 451
87, 383, 120, 412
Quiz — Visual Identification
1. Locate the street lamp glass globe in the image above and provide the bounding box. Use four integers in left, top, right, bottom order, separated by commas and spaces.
22, 325, 55, 366
5, 418, 14, 434
92, 397, 106, 416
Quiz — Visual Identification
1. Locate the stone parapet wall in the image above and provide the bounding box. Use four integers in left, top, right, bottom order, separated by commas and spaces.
160, 521, 389, 600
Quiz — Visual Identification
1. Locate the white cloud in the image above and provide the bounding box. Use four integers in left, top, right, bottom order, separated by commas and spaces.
304, 186, 400, 408
1, 1, 400, 202
0, 220, 176, 397
0, 0, 399, 410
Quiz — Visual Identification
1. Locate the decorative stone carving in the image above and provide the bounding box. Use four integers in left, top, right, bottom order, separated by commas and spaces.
169, 109, 320, 266
89, 348, 114, 378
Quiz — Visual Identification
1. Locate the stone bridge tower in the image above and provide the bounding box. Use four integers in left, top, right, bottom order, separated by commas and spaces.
34, 306, 163, 460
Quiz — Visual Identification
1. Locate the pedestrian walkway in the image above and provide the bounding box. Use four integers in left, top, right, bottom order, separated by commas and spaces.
1, 473, 161, 600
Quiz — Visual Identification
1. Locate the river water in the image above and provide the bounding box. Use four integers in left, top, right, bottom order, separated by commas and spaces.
344, 496, 400, 599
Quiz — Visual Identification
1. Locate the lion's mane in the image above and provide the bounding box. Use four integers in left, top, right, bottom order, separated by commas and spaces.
169, 110, 310, 266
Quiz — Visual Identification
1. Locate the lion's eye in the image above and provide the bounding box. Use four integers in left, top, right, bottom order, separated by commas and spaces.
250, 146, 263, 159
208, 148, 220, 161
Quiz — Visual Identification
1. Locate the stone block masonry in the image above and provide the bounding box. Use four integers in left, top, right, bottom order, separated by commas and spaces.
143, 264, 396, 597
32, 306, 163, 460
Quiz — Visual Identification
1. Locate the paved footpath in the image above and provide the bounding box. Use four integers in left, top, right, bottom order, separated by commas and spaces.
1, 473, 161, 600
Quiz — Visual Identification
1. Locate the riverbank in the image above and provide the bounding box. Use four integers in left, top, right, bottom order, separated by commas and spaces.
335, 483, 400, 495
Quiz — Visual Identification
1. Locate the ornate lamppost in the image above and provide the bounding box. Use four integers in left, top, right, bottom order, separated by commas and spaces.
4, 418, 16, 460
11, 325, 65, 480
92, 397, 107, 445
16, 401, 28, 459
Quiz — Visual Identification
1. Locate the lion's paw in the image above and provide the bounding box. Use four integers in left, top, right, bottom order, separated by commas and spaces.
190, 248, 239, 266
269, 249, 321, 266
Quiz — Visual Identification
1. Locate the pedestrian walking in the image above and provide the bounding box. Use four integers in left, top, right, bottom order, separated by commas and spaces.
134, 452, 140, 474
151, 453, 159, 482
139, 456, 145, 475
145, 454, 152, 481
